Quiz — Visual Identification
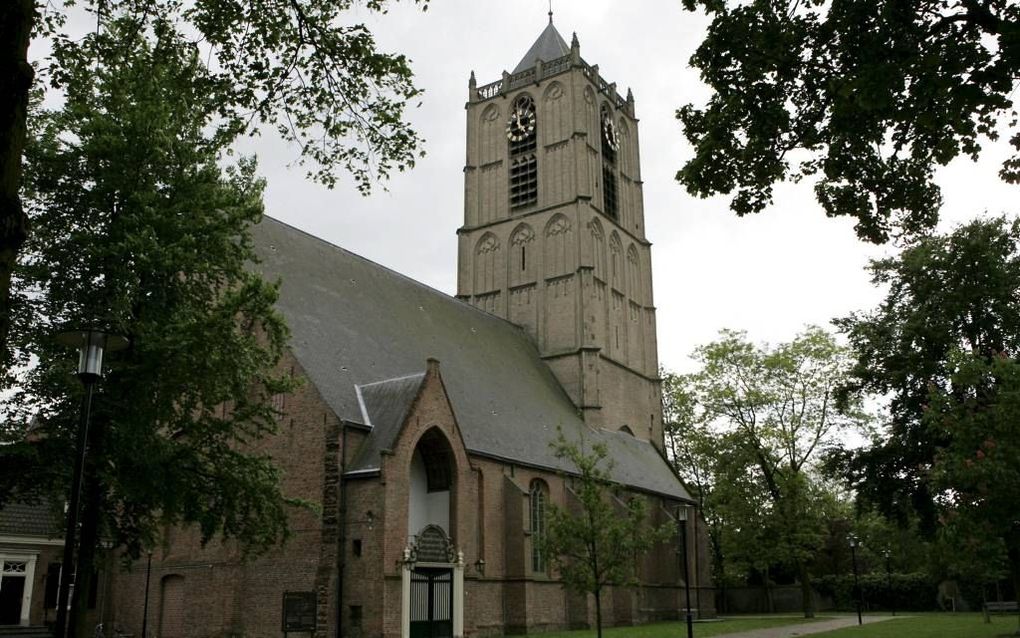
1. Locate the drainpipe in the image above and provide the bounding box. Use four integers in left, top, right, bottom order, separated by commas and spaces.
336, 420, 348, 638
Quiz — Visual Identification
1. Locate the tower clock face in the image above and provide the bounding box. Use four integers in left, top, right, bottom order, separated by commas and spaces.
602, 113, 620, 152
506, 100, 536, 142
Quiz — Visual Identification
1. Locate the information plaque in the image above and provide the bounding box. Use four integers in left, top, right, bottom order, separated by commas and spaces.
282, 591, 316, 633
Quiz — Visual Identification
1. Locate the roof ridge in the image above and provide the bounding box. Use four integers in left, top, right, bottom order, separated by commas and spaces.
357, 371, 427, 390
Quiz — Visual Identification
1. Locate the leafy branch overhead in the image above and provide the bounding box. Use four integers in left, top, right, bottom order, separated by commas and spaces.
679, 0, 1020, 243
47, 0, 429, 192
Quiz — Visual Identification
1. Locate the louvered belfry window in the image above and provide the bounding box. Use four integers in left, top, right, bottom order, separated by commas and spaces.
508, 95, 538, 209
601, 104, 619, 220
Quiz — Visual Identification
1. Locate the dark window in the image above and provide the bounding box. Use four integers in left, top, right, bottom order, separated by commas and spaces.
530, 481, 547, 573
350, 605, 363, 628
44, 563, 61, 608
352, 539, 362, 557
603, 165, 618, 220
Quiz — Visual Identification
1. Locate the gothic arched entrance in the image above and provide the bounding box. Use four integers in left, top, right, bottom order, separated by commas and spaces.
402, 429, 464, 638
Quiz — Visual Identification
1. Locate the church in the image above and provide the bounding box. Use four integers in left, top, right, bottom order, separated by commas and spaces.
107, 18, 712, 638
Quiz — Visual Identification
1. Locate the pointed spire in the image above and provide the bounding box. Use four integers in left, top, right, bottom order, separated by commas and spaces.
469, 70, 476, 87
548, 0, 554, 24
512, 19, 570, 73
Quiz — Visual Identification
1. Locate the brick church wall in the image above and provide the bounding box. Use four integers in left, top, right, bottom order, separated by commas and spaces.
108, 354, 712, 638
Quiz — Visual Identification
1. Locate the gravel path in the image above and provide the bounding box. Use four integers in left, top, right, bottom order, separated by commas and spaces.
710, 615, 903, 638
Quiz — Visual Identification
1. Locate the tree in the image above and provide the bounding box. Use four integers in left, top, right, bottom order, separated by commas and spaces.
678, 0, 1020, 244
2, 19, 299, 637
927, 350, 1020, 601
685, 326, 866, 617
1, 0, 428, 372
831, 217, 1020, 538
542, 432, 672, 638
662, 370, 727, 601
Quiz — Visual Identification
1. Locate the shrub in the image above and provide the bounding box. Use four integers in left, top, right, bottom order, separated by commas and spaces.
813, 572, 938, 611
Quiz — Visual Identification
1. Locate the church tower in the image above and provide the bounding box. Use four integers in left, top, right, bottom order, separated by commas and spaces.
457, 17, 664, 448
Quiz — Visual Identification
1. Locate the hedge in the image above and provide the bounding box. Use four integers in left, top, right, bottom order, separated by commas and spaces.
813, 572, 940, 611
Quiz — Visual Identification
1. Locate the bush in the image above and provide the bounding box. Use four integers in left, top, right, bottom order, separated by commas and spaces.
813, 572, 938, 611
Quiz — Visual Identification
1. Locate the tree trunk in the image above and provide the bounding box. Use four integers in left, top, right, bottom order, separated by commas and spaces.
594, 587, 602, 638
0, 0, 35, 362
797, 559, 815, 618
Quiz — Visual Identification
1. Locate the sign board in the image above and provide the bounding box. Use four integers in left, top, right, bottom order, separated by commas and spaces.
282, 591, 316, 633
415, 525, 452, 563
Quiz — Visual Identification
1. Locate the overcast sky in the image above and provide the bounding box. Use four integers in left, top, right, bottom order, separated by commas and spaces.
236, 0, 1016, 373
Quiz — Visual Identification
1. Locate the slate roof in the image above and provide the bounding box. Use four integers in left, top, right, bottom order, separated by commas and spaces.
251, 217, 689, 500
0, 501, 61, 538
513, 19, 570, 74
352, 372, 427, 471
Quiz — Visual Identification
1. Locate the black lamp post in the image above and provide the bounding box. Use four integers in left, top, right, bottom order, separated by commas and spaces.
677, 504, 694, 638
53, 329, 128, 638
849, 534, 862, 626
883, 549, 894, 617
141, 551, 153, 638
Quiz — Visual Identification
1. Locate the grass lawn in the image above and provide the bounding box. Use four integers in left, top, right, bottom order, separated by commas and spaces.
813, 612, 1020, 637
524, 616, 829, 638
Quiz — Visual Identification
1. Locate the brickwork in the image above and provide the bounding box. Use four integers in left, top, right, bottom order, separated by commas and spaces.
106, 354, 712, 638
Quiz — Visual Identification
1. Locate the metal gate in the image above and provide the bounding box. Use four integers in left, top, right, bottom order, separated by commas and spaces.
409, 568, 452, 638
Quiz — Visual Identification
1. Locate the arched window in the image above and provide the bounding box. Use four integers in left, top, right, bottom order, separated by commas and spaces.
530, 480, 548, 573
474, 233, 500, 293
609, 233, 623, 290
508, 94, 538, 209
627, 244, 641, 302
509, 224, 536, 286
589, 218, 606, 281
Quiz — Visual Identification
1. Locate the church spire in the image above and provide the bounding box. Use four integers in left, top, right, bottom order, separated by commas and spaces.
512, 17, 570, 73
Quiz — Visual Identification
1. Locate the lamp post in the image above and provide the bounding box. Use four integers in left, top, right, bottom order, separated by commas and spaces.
849, 534, 862, 626
883, 549, 894, 617
677, 504, 693, 638
141, 551, 153, 638
53, 329, 128, 638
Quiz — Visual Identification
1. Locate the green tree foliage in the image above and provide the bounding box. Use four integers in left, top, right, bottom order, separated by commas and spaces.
662, 370, 725, 588
831, 217, 1020, 537
927, 351, 1020, 597
542, 432, 673, 638
678, 0, 1020, 243
678, 326, 866, 617
2, 18, 299, 634
1, 0, 427, 372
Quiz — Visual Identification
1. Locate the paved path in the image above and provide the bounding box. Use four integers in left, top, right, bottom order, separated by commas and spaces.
711, 615, 904, 638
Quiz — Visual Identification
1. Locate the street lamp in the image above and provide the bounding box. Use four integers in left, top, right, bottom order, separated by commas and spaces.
677, 504, 694, 638
141, 550, 153, 638
882, 549, 894, 617
849, 534, 862, 626
53, 329, 128, 638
